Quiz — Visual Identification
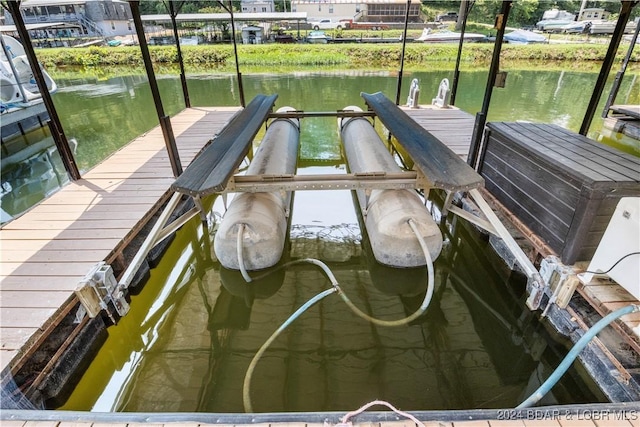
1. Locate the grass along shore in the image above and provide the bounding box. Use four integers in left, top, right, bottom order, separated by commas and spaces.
37, 42, 639, 70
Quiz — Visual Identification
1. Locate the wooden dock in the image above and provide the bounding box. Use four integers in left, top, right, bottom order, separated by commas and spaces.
2, 407, 640, 427
1, 102, 640, 423
604, 104, 640, 141
0, 106, 241, 372
402, 105, 475, 160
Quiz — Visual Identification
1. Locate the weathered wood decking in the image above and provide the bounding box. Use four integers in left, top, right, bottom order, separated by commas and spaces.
604, 104, 640, 141
0, 106, 241, 372
401, 105, 475, 160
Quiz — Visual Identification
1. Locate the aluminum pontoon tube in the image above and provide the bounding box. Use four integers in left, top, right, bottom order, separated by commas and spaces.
339, 107, 442, 267
214, 107, 300, 271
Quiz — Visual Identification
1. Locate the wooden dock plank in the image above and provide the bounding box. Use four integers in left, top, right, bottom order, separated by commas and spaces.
594, 420, 633, 427
1, 239, 121, 252
0, 276, 85, 291
0, 307, 58, 328
0, 291, 72, 308
0, 106, 240, 371
23, 421, 59, 427
558, 420, 598, 427
0, 249, 107, 263
0, 327, 41, 349
401, 105, 473, 161
522, 420, 561, 426
489, 421, 525, 427
610, 104, 640, 120
1, 261, 95, 276
452, 421, 490, 427
364, 92, 482, 192
0, 229, 134, 240
2, 219, 141, 231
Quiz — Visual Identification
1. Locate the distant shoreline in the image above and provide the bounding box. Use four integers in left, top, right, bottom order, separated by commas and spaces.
37, 42, 639, 70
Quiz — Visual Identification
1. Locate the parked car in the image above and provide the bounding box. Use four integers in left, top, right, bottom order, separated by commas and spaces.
311, 19, 343, 30
436, 12, 458, 22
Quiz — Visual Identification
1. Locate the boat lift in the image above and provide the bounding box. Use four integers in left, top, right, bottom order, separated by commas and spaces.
97, 90, 545, 324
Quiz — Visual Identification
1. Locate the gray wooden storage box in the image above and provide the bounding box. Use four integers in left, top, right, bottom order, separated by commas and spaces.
478, 122, 640, 264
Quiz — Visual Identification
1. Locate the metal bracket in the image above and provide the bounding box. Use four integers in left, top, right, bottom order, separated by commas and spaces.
414, 168, 432, 194
75, 262, 130, 320
441, 190, 455, 216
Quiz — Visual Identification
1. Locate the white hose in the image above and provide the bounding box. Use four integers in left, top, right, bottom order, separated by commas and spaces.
242, 218, 437, 412
336, 218, 435, 327
243, 287, 338, 412
237, 223, 253, 283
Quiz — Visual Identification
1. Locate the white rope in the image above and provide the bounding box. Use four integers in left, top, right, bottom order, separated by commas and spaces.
340, 399, 426, 427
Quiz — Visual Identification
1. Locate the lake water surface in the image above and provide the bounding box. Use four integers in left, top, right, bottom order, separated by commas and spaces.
2, 67, 638, 221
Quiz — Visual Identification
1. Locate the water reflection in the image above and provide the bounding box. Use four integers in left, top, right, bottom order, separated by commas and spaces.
0, 129, 69, 222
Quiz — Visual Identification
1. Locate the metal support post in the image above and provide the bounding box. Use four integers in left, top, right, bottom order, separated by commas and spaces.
580, 1, 637, 135
601, 8, 640, 118
450, 0, 474, 106
467, 0, 512, 169
6, 1, 81, 181
395, 0, 411, 105
467, 189, 544, 310
168, 0, 191, 108
129, 0, 183, 177
219, 0, 245, 107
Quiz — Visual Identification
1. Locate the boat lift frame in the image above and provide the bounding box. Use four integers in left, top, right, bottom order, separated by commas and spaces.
115, 101, 543, 315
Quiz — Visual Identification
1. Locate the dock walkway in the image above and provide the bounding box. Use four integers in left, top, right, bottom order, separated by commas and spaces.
0, 106, 241, 371
0, 419, 637, 427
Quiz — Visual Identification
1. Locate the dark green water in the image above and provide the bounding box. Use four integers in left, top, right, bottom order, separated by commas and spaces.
3, 66, 636, 411
60, 165, 608, 412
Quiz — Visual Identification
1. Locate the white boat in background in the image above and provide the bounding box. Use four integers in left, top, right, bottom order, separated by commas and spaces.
307, 30, 329, 44
1, 35, 56, 141
504, 29, 548, 44
536, 9, 576, 32
1, 35, 56, 108
563, 19, 637, 34
415, 28, 486, 43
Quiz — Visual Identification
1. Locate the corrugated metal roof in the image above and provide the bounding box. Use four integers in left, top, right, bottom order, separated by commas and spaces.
0, 22, 78, 32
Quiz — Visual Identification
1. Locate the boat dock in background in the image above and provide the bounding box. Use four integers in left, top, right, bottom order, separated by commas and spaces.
603, 104, 640, 141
